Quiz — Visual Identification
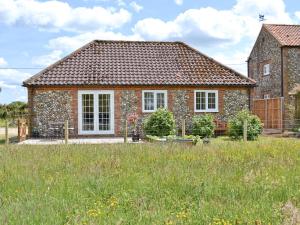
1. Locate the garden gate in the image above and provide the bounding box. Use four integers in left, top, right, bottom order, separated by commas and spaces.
252, 97, 283, 129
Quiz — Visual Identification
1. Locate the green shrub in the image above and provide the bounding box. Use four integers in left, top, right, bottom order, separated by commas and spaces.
228, 110, 263, 140
192, 114, 215, 138
143, 108, 176, 137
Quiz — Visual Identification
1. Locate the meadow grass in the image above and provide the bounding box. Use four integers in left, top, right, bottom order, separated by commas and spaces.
0, 137, 299, 224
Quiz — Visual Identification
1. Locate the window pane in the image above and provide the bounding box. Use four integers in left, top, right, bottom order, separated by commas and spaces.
82, 94, 94, 131
208, 92, 216, 109
196, 92, 206, 110
99, 94, 110, 131
156, 93, 165, 109
144, 92, 154, 111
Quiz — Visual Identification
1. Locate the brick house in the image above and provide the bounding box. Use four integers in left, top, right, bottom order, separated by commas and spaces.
23, 40, 255, 137
248, 24, 300, 129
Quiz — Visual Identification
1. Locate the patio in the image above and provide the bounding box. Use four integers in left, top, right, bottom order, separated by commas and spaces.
18, 137, 142, 145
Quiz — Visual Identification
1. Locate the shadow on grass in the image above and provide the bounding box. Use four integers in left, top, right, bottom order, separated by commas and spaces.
0, 136, 18, 145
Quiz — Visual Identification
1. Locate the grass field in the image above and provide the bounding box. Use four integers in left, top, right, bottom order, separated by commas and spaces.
0, 137, 299, 224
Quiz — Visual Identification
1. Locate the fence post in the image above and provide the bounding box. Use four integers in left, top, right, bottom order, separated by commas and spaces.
182, 119, 186, 137
64, 120, 69, 144
5, 120, 9, 145
17, 119, 20, 142
243, 119, 248, 141
124, 120, 128, 143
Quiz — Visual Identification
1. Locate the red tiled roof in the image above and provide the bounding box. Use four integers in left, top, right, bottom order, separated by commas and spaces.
264, 24, 300, 46
23, 40, 255, 87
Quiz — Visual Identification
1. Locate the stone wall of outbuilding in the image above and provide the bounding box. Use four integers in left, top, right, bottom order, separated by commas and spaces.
31, 90, 73, 137
283, 47, 300, 127
248, 27, 300, 129
28, 86, 251, 137
248, 27, 282, 99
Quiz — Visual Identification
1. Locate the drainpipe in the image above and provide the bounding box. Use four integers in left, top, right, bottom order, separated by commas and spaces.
281, 47, 284, 97
280, 47, 284, 131
247, 58, 252, 111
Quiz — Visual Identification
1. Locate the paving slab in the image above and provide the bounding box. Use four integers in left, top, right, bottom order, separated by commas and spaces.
19, 138, 142, 145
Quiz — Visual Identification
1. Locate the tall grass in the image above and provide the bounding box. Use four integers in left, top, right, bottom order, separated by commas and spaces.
0, 137, 299, 224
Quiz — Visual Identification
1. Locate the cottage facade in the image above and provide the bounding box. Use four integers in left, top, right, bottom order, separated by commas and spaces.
248, 24, 300, 128
24, 41, 255, 137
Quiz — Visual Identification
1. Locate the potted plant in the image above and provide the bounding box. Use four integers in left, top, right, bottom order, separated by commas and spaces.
127, 113, 139, 142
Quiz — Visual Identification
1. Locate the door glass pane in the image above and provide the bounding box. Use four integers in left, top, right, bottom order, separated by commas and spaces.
156, 93, 165, 109
99, 94, 110, 131
208, 92, 216, 109
82, 94, 94, 131
196, 92, 206, 110
144, 92, 154, 111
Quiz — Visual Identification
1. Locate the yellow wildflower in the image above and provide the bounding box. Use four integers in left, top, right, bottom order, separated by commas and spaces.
176, 210, 188, 220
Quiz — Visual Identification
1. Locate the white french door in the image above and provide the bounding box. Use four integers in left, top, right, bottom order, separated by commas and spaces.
78, 90, 114, 135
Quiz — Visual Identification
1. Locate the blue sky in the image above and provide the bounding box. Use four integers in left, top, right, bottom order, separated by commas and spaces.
0, 0, 299, 103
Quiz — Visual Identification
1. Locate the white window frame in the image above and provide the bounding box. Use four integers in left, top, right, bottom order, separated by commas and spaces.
194, 90, 219, 113
142, 90, 168, 113
263, 64, 270, 76
78, 90, 114, 135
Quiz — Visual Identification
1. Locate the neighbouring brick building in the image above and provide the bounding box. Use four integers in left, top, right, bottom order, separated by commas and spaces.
23, 40, 255, 138
248, 24, 300, 129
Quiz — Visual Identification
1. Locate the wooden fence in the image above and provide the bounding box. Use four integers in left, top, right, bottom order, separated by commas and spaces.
252, 97, 283, 129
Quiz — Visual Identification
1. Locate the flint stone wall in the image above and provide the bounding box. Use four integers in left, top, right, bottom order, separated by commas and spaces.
285, 48, 300, 127
248, 28, 282, 98
170, 89, 249, 134
32, 90, 72, 137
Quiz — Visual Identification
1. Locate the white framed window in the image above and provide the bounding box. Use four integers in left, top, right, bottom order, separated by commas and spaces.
78, 90, 114, 135
194, 90, 218, 112
263, 64, 270, 76
263, 94, 270, 99
142, 90, 167, 112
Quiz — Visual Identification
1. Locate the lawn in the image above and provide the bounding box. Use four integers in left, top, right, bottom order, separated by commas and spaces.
0, 137, 299, 224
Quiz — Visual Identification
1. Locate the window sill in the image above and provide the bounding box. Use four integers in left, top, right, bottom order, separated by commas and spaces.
78, 130, 115, 135
194, 110, 219, 113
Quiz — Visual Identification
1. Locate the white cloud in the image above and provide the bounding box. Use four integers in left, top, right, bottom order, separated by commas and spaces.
295, 11, 300, 21
0, 57, 31, 103
0, 68, 31, 86
0, 57, 7, 67
234, 0, 291, 20
133, 18, 179, 40
0, 81, 27, 103
174, 0, 183, 6
32, 50, 63, 66
134, 0, 292, 46
0, 0, 131, 32
212, 47, 251, 75
47, 29, 142, 52
130, 1, 143, 12
117, 0, 126, 7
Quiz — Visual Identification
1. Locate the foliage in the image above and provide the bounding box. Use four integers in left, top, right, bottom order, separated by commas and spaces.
0, 137, 299, 224
0, 101, 28, 120
192, 114, 215, 138
228, 110, 263, 140
143, 108, 176, 137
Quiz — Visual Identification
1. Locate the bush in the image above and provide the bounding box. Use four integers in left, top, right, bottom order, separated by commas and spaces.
228, 110, 263, 141
143, 108, 176, 137
192, 114, 215, 138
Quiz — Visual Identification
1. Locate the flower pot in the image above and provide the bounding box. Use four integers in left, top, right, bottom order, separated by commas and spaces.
132, 132, 140, 142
